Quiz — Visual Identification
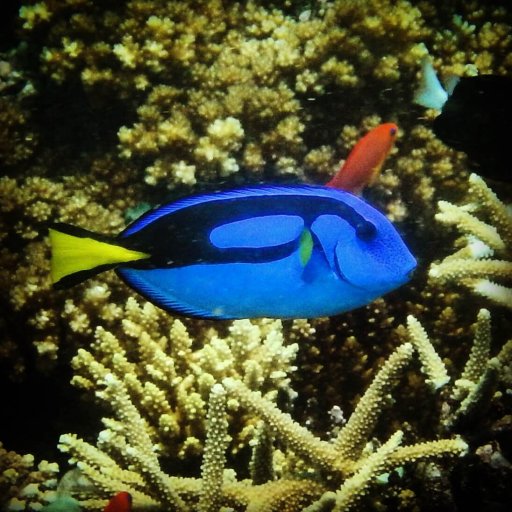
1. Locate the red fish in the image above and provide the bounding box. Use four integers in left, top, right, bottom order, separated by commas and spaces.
104, 492, 132, 512
326, 123, 398, 194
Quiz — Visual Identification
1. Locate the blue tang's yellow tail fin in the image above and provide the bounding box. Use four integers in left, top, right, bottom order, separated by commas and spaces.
49, 224, 150, 287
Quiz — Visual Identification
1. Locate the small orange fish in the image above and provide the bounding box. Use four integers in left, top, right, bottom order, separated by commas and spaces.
104, 492, 132, 512
326, 123, 398, 194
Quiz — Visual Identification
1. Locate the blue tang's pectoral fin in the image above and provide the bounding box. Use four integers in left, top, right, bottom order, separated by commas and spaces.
298, 227, 321, 283
299, 228, 313, 267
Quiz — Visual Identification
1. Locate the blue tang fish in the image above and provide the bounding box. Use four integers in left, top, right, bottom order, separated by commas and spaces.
49, 185, 416, 319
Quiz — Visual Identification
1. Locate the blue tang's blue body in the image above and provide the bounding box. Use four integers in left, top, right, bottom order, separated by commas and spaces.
105, 185, 416, 319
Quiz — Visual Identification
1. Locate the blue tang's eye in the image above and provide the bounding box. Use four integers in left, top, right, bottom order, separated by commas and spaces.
355, 221, 377, 240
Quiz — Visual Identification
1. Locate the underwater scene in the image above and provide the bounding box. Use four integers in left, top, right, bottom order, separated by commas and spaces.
1, 0, 511, 511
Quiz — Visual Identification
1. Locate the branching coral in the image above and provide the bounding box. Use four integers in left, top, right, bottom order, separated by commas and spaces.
4, 304, 510, 510
69, 299, 299, 464
429, 174, 512, 309
0, 173, 136, 377
0, 57, 38, 168
1, 442, 60, 511
21, 313, 496, 511
441, 308, 512, 431
197, 383, 229, 512
16, 0, 512, 191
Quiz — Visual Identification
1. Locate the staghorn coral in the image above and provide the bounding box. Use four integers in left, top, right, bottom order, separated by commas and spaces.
406, 315, 450, 390
429, 173, 512, 310
2, 307, 300, 510
14, 313, 499, 511
198, 383, 229, 512
404, 309, 512, 436
440, 309, 512, 432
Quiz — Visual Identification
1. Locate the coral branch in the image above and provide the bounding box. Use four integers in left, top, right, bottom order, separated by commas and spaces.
198, 384, 229, 512
430, 173, 512, 309
333, 431, 403, 511
334, 343, 414, 460
223, 377, 343, 474
407, 315, 450, 390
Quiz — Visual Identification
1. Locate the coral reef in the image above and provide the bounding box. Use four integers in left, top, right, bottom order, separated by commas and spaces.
429, 174, 512, 309
1, 0, 512, 511
0, 442, 60, 510
0, 54, 38, 168
7, 312, 485, 511
0, 172, 135, 377
3, 0, 512, 374
13, 0, 512, 194
68, 300, 299, 463
9, 307, 511, 511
